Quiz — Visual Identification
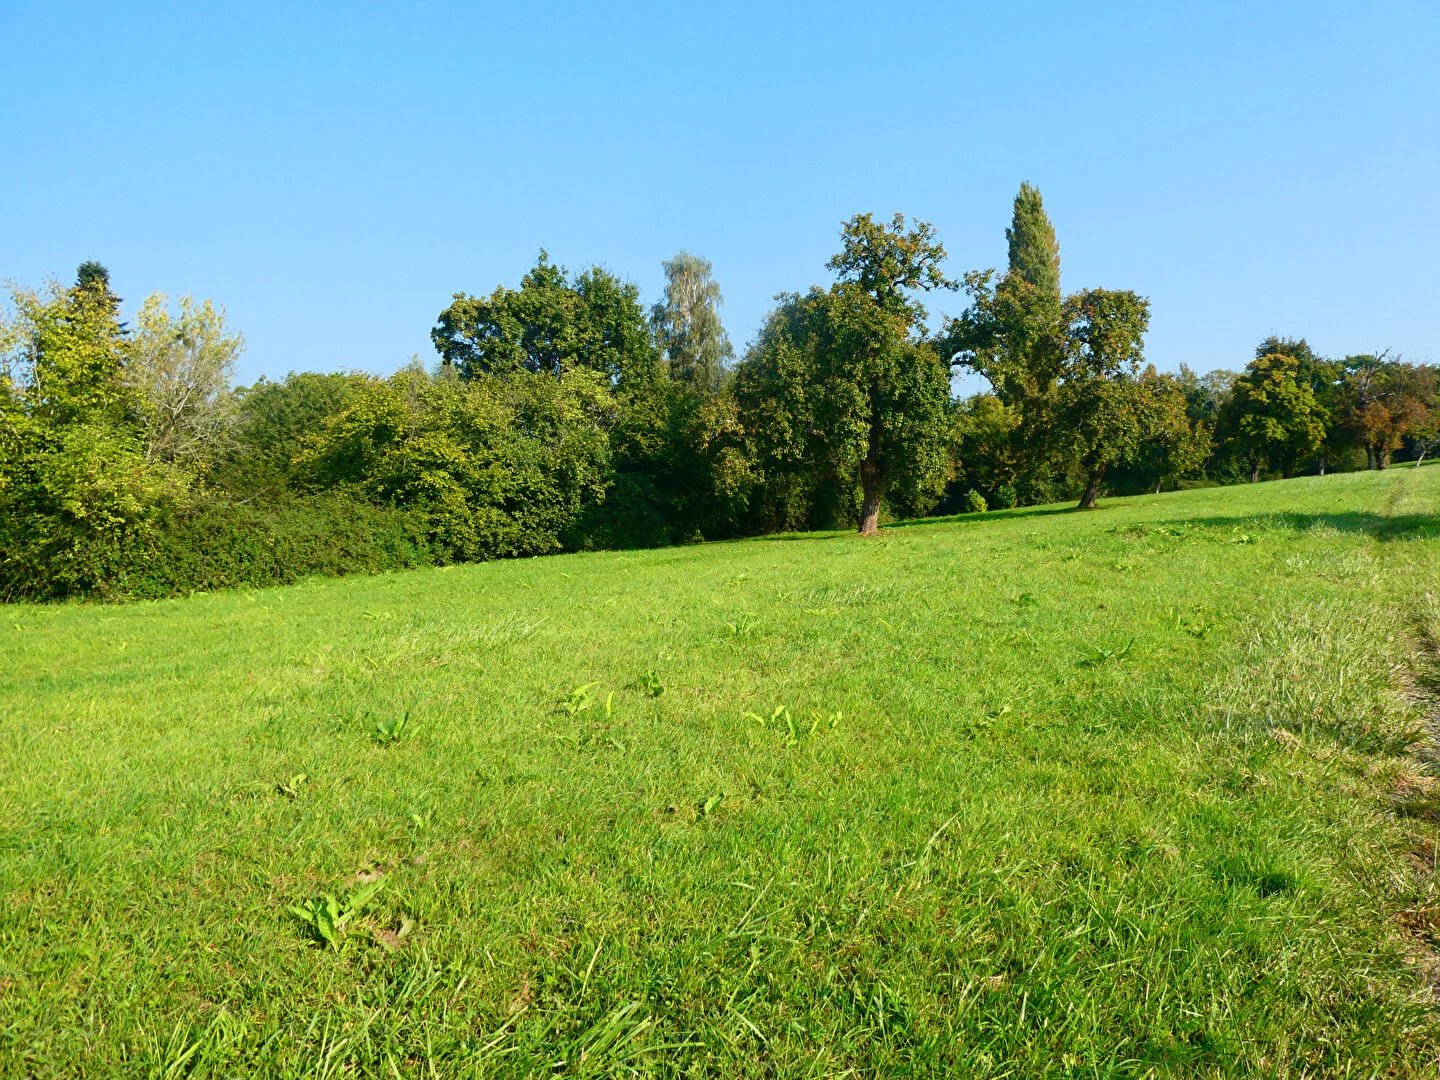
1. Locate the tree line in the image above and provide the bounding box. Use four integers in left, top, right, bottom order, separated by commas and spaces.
2, 187, 1435, 600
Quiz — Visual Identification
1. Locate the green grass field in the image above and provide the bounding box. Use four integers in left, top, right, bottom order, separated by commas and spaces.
4, 469, 1440, 1077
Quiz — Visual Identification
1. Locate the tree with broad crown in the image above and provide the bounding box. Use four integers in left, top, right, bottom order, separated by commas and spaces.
827, 213, 956, 534
737, 213, 955, 536
1223, 352, 1328, 482
1328, 354, 1433, 470
431, 253, 659, 387
11, 268, 137, 428
1130, 367, 1213, 493
1056, 288, 1152, 508
947, 184, 1065, 402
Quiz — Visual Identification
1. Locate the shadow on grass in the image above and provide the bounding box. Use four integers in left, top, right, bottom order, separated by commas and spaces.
887, 504, 1083, 531
751, 506, 1437, 547
753, 503, 1081, 540
1173, 511, 1439, 543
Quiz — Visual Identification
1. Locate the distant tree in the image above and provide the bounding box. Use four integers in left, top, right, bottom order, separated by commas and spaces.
74, 261, 122, 316
1057, 288, 1152, 508
0, 273, 180, 598
949, 184, 1065, 407
10, 271, 137, 427
217, 372, 368, 495
1176, 364, 1239, 426
731, 295, 832, 531
1006, 182, 1061, 302
1132, 368, 1213, 493
1333, 354, 1433, 469
125, 294, 244, 466
1407, 365, 1440, 466
951, 393, 1023, 504
945, 184, 1068, 503
735, 213, 955, 535
825, 213, 956, 534
650, 251, 733, 390
1222, 352, 1328, 482
432, 253, 658, 386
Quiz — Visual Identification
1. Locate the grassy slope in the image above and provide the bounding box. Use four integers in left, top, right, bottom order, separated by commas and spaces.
2, 469, 1440, 1077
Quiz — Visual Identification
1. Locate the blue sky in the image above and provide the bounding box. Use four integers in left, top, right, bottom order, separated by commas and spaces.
3, 1, 1437, 385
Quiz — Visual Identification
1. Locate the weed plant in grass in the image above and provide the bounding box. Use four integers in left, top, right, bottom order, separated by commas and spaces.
3, 469, 1440, 1076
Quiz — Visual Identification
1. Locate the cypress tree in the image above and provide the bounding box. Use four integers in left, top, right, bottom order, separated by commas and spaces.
1004, 182, 1061, 302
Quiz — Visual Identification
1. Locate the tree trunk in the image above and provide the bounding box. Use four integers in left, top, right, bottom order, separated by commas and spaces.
1154, 478, 1163, 495
1378, 448, 1391, 469
857, 418, 885, 536
1078, 466, 1104, 510
1417, 451, 1428, 468
1318, 457, 1326, 476
858, 463, 883, 535
1365, 446, 1376, 470
1250, 460, 1260, 484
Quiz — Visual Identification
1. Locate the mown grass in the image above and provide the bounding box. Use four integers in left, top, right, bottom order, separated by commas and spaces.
3, 469, 1440, 1077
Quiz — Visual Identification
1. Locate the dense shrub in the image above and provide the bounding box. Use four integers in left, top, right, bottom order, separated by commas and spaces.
125, 494, 433, 599
294, 366, 612, 561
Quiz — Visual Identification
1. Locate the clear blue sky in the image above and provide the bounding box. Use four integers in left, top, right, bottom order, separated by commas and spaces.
3, 1, 1436, 386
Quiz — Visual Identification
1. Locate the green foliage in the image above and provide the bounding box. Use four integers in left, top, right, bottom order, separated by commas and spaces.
373, 712, 414, 746
113, 493, 433, 599
432, 253, 660, 386
216, 371, 367, 496
650, 251, 733, 390
1223, 352, 1329, 480
963, 488, 988, 514
124, 293, 244, 468
1117, 367, 1214, 493
0, 272, 183, 599
737, 213, 955, 535
7, 277, 138, 427
1005, 182, 1062, 301
289, 879, 385, 950
1057, 288, 1153, 507
1332, 354, 1435, 469
4, 206, 1435, 605
296, 365, 612, 561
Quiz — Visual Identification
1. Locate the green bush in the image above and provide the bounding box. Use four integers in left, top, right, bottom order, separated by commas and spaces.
114, 494, 432, 600
964, 489, 988, 514
294, 367, 612, 562
992, 482, 1018, 509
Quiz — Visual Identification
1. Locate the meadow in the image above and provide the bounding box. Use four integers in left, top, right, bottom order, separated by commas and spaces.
3, 467, 1440, 1077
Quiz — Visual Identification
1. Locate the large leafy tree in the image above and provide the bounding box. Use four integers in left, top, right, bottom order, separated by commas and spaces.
1334, 354, 1433, 469
738, 213, 955, 535
14, 265, 137, 426
125, 294, 244, 467
1007, 182, 1061, 304
650, 251, 733, 391
1056, 288, 1152, 508
0, 267, 181, 598
1222, 352, 1328, 482
1129, 368, 1213, 493
432, 253, 659, 387
946, 184, 1069, 502
949, 191, 1065, 405
824, 213, 956, 533
214, 372, 367, 496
